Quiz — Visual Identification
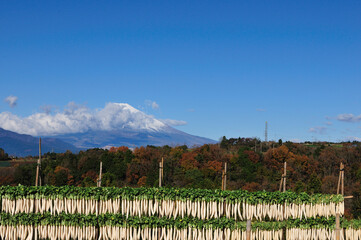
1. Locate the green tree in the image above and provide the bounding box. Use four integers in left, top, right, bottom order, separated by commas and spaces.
0, 148, 9, 161
14, 163, 36, 185
307, 173, 322, 194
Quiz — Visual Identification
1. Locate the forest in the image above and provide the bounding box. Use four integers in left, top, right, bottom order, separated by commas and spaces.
1, 137, 361, 218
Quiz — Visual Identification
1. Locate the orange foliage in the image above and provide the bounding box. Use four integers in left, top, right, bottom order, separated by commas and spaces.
54, 166, 69, 174
264, 145, 295, 171
244, 150, 259, 164
205, 160, 223, 172
137, 176, 147, 187
180, 152, 199, 170
109, 146, 129, 153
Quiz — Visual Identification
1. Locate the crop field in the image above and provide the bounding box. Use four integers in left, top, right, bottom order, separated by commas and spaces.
0, 185, 360, 239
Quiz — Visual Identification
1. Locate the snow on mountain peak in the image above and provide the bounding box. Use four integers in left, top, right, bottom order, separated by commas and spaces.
0, 102, 168, 136
97, 102, 167, 132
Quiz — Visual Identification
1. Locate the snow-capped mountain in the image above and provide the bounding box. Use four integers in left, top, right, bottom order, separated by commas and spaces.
52, 103, 216, 148
0, 103, 216, 155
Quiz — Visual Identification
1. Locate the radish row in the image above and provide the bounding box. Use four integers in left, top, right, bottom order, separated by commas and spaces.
3, 225, 360, 240
345, 229, 361, 240
0, 197, 344, 220
0, 225, 283, 240
99, 226, 283, 240
286, 228, 345, 240
0, 225, 96, 240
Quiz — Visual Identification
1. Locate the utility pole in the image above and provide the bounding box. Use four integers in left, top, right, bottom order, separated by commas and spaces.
35, 138, 41, 186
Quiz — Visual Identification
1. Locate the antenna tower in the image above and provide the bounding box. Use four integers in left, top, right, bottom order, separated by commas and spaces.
265, 121, 268, 142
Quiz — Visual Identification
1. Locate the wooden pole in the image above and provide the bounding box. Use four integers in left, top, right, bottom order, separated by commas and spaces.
337, 162, 344, 195
246, 219, 251, 240
279, 177, 283, 192
279, 162, 287, 192
341, 163, 344, 196
159, 160, 162, 187
224, 162, 227, 191
283, 161, 286, 192
279, 162, 287, 239
336, 213, 340, 240
337, 167, 341, 195
221, 170, 224, 190
35, 138, 41, 186
98, 161, 102, 187
336, 162, 345, 240
161, 157, 164, 184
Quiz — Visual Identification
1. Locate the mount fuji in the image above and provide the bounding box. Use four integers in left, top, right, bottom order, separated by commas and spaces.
0, 103, 216, 155
53, 103, 216, 149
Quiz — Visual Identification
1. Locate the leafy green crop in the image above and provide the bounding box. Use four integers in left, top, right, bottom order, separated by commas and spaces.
0, 212, 342, 230
0, 185, 344, 204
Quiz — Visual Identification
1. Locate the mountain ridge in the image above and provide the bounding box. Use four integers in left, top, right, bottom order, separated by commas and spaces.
0, 128, 80, 157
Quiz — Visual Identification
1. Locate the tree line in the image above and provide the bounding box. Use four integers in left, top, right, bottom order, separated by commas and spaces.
1, 137, 361, 218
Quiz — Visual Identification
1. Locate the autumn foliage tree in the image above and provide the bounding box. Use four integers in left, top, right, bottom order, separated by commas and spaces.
6, 140, 361, 218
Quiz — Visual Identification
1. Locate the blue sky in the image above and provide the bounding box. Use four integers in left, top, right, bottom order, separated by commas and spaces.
1, 0, 361, 142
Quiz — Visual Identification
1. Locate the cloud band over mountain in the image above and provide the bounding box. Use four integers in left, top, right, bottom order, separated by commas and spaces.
0, 102, 183, 136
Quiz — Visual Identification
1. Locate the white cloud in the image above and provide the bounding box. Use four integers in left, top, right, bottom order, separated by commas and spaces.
0, 102, 167, 136
145, 100, 159, 110
160, 119, 187, 126
4, 96, 18, 108
40, 104, 56, 114
325, 121, 333, 126
337, 113, 361, 122
345, 136, 361, 142
152, 102, 159, 110
309, 126, 327, 134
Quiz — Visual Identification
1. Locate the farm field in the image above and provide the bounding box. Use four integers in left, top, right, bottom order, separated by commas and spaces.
1, 185, 360, 240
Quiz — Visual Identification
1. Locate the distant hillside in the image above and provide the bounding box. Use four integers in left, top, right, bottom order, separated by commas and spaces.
0, 128, 80, 157
55, 127, 216, 149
